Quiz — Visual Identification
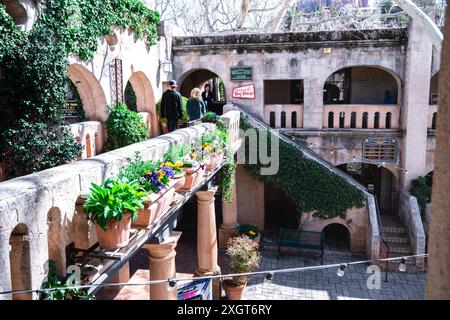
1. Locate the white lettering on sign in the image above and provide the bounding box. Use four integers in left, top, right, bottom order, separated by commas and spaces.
232, 84, 255, 100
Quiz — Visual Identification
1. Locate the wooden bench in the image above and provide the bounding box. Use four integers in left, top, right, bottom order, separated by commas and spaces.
278, 228, 325, 264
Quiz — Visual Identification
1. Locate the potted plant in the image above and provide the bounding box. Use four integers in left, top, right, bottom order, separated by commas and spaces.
164, 145, 188, 191
119, 154, 176, 228
236, 224, 261, 244
179, 148, 206, 191
223, 237, 260, 300
83, 178, 145, 249
201, 129, 228, 171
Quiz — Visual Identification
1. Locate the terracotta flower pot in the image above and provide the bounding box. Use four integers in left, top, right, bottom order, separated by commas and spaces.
180, 165, 205, 191
95, 212, 132, 249
223, 279, 247, 300
171, 172, 186, 191
133, 184, 176, 228
206, 152, 224, 171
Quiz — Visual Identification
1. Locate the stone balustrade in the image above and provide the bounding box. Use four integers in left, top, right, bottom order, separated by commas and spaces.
264, 104, 304, 129
323, 104, 400, 129
0, 111, 240, 300
69, 121, 105, 160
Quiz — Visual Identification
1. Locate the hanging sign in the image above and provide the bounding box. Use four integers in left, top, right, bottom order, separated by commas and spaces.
232, 84, 255, 100
231, 67, 253, 81
363, 137, 398, 163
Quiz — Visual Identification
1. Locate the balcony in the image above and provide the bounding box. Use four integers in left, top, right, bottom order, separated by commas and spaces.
264, 104, 304, 129
323, 105, 400, 129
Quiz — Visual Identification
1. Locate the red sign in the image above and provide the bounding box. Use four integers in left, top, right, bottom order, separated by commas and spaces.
232, 84, 255, 100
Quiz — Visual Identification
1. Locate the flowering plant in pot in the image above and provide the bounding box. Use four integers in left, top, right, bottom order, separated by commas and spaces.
236, 224, 260, 243
83, 178, 145, 249
200, 129, 228, 171
119, 154, 176, 227
223, 237, 260, 300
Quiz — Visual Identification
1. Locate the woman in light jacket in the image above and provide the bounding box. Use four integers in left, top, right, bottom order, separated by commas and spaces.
186, 88, 206, 121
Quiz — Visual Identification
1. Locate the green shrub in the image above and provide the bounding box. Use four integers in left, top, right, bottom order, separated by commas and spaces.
156, 96, 190, 124
83, 178, 145, 231
105, 102, 149, 150
410, 176, 432, 221
225, 237, 260, 287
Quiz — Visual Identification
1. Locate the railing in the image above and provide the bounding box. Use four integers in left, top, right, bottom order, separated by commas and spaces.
264, 104, 304, 129
428, 105, 438, 130
69, 121, 105, 160
228, 102, 384, 261
374, 195, 391, 281
323, 105, 400, 129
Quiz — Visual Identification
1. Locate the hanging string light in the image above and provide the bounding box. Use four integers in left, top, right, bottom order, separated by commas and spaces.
336, 263, 347, 277
264, 272, 274, 284
398, 257, 407, 272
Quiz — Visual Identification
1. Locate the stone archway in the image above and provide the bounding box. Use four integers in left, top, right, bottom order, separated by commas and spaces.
68, 64, 108, 122
126, 72, 158, 136
323, 223, 351, 252
9, 223, 32, 300
2, 0, 37, 31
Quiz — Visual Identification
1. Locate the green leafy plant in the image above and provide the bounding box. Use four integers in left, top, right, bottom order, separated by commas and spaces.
83, 178, 145, 231
220, 161, 236, 204
202, 111, 220, 123
156, 96, 190, 125
410, 176, 432, 221
40, 261, 94, 300
236, 224, 259, 240
106, 102, 149, 150
225, 237, 260, 287
240, 117, 365, 219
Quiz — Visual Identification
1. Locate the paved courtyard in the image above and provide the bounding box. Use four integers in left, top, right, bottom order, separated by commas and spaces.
243, 250, 426, 300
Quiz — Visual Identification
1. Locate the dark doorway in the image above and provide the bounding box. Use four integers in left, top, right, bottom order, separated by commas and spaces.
264, 183, 298, 231
323, 224, 350, 252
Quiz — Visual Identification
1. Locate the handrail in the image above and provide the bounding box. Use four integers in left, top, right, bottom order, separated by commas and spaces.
230, 102, 388, 265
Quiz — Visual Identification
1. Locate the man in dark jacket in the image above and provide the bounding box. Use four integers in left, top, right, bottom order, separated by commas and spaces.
160, 80, 183, 132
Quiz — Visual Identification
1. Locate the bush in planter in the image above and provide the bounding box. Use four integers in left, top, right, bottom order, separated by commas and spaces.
236, 224, 259, 241
225, 237, 260, 287
105, 102, 149, 151
202, 111, 220, 123
156, 96, 189, 128
83, 178, 145, 231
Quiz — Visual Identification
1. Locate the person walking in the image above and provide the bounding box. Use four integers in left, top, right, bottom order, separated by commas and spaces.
160, 80, 183, 132
186, 88, 206, 122
201, 83, 215, 112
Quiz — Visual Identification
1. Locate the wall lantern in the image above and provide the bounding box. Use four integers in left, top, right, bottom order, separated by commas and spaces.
162, 58, 172, 74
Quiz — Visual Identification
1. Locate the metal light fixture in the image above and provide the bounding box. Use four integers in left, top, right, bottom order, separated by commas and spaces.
399, 257, 407, 272
337, 263, 347, 277
264, 272, 274, 284
167, 278, 177, 291
162, 58, 172, 74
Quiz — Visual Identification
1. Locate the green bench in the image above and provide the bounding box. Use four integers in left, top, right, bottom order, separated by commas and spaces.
278, 228, 325, 264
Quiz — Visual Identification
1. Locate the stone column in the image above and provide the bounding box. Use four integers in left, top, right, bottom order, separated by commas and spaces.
196, 187, 221, 299
106, 262, 130, 298
401, 21, 433, 189
219, 177, 238, 249
425, 5, 450, 299
144, 232, 182, 300
0, 237, 12, 300
303, 79, 323, 129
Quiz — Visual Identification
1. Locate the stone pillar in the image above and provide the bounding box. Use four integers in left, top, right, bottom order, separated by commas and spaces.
401, 21, 433, 189
196, 187, 221, 299
144, 232, 181, 300
425, 5, 450, 299
106, 262, 130, 298
303, 79, 323, 129
0, 237, 12, 300
219, 177, 238, 249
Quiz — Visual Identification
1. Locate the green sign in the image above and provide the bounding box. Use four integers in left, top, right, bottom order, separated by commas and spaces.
231, 67, 252, 81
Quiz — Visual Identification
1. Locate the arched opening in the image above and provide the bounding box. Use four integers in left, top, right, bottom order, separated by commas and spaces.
374, 112, 380, 129
179, 69, 227, 115
350, 112, 357, 128
269, 111, 276, 128
67, 64, 108, 122
362, 112, 368, 129
386, 112, 392, 129
328, 112, 334, 128
339, 112, 345, 128
338, 163, 396, 215
126, 72, 158, 136
429, 72, 439, 105
9, 223, 32, 300
264, 183, 298, 231
3, 0, 28, 26
291, 111, 297, 128
281, 111, 286, 128
323, 223, 350, 252
65, 79, 85, 124
323, 66, 399, 104
47, 208, 65, 277
432, 112, 437, 130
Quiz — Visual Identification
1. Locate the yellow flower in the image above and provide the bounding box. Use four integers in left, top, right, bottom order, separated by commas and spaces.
249, 231, 256, 236
175, 161, 184, 167
165, 162, 174, 168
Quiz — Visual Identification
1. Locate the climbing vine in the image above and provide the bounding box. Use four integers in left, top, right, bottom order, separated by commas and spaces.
0, 1, 160, 178
240, 117, 365, 219
410, 176, 432, 221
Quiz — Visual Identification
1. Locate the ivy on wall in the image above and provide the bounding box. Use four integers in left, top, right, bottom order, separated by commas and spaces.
0, 1, 160, 177
240, 117, 365, 219
410, 176, 432, 221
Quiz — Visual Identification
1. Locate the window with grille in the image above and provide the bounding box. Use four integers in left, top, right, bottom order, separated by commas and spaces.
363, 137, 397, 162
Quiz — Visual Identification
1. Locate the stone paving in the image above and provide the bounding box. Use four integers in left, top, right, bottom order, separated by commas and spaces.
243, 249, 427, 300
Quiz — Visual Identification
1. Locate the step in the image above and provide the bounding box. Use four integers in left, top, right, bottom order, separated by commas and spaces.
382, 226, 407, 234
389, 243, 413, 254
383, 232, 409, 244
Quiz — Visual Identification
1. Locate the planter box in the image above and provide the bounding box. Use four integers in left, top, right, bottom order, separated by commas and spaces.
95, 211, 132, 249
133, 182, 176, 228
180, 165, 205, 192
172, 172, 186, 191
206, 152, 224, 171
